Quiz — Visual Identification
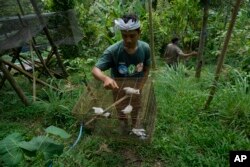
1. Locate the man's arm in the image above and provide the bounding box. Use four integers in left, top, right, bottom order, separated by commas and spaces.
92, 67, 119, 90
179, 51, 198, 59
175, 45, 198, 59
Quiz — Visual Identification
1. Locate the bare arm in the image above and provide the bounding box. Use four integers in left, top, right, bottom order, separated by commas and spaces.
92, 67, 119, 90
179, 51, 198, 59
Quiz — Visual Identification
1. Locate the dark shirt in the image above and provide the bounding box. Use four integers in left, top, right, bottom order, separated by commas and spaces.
164, 43, 184, 65
95, 40, 151, 78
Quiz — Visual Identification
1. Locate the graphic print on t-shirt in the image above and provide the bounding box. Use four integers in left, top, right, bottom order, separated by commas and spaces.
136, 63, 143, 72
118, 62, 144, 76
118, 63, 128, 75
128, 64, 136, 75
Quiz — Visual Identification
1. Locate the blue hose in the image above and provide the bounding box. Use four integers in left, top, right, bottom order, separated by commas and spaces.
48, 161, 53, 167
48, 122, 84, 167
71, 122, 84, 149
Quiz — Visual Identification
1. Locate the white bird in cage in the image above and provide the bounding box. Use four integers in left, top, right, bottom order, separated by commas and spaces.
102, 112, 111, 118
121, 104, 133, 114
131, 128, 147, 137
92, 107, 104, 115
123, 87, 140, 95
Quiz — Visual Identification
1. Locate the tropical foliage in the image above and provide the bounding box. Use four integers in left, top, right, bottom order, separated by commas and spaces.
1, 0, 250, 166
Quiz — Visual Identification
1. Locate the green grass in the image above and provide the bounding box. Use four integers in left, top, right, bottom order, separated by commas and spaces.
0, 61, 250, 166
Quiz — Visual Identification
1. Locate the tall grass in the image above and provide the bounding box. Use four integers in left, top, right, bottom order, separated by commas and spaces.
151, 64, 250, 166
215, 69, 250, 137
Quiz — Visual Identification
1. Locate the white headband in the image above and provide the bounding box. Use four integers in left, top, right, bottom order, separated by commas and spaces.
114, 18, 140, 31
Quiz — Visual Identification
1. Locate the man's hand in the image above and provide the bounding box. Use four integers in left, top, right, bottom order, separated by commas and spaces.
92, 67, 119, 90
103, 76, 119, 90
186, 51, 198, 60
191, 51, 198, 56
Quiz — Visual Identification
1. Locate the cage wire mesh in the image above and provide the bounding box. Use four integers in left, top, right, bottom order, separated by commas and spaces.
0, 0, 82, 73
72, 77, 157, 144
0, 0, 41, 52
48, 9, 83, 46
0, 14, 45, 51
0, 0, 83, 104
0, 9, 82, 53
0, 0, 34, 17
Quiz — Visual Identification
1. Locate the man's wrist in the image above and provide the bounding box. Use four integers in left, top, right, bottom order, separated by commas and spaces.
102, 75, 110, 82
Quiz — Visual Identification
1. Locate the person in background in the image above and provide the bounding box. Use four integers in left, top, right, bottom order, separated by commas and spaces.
164, 37, 197, 68
91, 14, 151, 134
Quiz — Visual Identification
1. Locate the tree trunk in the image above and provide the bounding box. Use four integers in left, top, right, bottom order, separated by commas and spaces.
148, 0, 156, 69
195, 0, 209, 78
204, 0, 242, 109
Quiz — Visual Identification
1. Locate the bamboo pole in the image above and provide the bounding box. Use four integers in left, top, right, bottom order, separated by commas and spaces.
0, 59, 29, 106
0, 54, 18, 89
30, 40, 36, 102
1, 59, 60, 92
204, 0, 242, 109
84, 95, 130, 126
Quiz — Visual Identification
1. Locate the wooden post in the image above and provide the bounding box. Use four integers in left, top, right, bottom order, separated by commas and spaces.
0, 59, 29, 106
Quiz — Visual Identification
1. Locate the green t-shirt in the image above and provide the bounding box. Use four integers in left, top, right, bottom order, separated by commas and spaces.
95, 40, 151, 78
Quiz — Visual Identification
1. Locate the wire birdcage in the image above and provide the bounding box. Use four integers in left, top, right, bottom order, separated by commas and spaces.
72, 77, 157, 144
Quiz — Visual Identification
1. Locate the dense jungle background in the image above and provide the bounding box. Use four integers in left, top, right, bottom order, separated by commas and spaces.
0, 0, 250, 166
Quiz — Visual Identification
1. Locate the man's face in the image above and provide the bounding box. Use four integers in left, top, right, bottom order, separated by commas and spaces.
121, 30, 140, 49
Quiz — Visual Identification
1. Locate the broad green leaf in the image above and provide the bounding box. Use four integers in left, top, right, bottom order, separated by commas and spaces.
1, 149, 23, 166
40, 141, 64, 160
45, 126, 71, 139
19, 136, 50, 150
21, 136, 64, 160
19, 140, 40, 152
0, 133, 24, 166
0, 133, 23, 154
